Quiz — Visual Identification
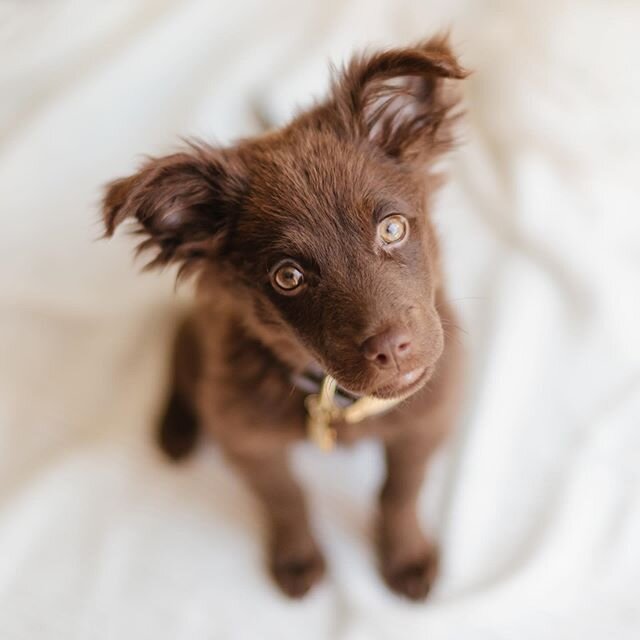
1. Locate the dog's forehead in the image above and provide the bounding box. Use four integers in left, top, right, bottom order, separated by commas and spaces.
254, 138, 375, 210
242, 136, 387, 257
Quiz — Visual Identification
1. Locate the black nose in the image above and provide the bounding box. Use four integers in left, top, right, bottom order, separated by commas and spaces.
361, 327, 412, 369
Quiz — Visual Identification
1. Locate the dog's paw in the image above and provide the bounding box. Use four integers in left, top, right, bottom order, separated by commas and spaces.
158, 417, 198, 461
271, 548, 326, 598
157, 392, 199, 462
382, 543, 439, 601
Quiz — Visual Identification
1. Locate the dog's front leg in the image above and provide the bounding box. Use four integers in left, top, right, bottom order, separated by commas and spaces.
225, 447, 325, 598
378, 428, 441, 600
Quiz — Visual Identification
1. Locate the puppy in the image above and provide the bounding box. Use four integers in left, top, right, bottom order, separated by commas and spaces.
103, 35, 467, 600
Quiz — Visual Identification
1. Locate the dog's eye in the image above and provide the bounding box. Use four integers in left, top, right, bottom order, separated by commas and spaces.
378, 214, 408, 246
271, 261, 305, 294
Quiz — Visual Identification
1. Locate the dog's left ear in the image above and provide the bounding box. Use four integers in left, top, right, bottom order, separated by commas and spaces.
332, 35, 468, 162
102, 143, 245, 275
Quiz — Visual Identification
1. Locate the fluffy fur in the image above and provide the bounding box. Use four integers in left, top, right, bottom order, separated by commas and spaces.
103, 35, 467, 600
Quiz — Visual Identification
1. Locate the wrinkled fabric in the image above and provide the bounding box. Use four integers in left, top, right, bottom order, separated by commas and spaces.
1, 1, 639, 638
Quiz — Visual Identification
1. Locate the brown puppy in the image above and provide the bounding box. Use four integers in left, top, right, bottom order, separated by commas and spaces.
103, 35, 467, 601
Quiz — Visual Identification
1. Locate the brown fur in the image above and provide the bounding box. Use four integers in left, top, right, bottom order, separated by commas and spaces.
103, 35, 468, 600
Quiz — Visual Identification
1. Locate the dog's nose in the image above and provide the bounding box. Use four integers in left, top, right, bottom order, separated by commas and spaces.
361, 327, 412, 369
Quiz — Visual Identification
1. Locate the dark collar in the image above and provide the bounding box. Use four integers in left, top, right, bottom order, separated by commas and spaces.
290, 367, 359, 408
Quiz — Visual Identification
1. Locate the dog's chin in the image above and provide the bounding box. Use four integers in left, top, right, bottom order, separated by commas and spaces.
368, 364, 433, 400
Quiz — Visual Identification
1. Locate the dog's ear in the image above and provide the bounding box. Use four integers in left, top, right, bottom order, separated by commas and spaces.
103, 143, 244, 275
331, 35, 468, 162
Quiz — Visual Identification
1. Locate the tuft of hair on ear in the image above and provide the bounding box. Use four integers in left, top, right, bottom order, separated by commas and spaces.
331, 33, 469, 162
102, 142, 244, 281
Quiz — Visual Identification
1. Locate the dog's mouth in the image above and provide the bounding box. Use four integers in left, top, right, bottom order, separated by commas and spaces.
306, 352, 435, 403
368, 364, 432, 400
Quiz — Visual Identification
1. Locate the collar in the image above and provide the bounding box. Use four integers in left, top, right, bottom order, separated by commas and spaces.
292, 368, 407, 452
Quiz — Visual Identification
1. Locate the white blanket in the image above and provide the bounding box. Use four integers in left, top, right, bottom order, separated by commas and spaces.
1, 1, 639, 637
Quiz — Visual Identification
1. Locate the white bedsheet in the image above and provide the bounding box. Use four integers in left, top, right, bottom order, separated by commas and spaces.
1, 1, 639, 638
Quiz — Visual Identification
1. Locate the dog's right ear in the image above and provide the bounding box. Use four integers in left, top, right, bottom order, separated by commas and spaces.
330, 35, 468, 163
103, 143, 245, 273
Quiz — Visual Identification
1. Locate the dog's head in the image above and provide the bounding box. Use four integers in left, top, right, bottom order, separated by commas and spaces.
103, 37, 467, 399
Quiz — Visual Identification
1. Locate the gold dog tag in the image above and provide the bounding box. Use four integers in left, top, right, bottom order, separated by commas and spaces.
304, 375, 407, 452
304, 376, 339, 451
